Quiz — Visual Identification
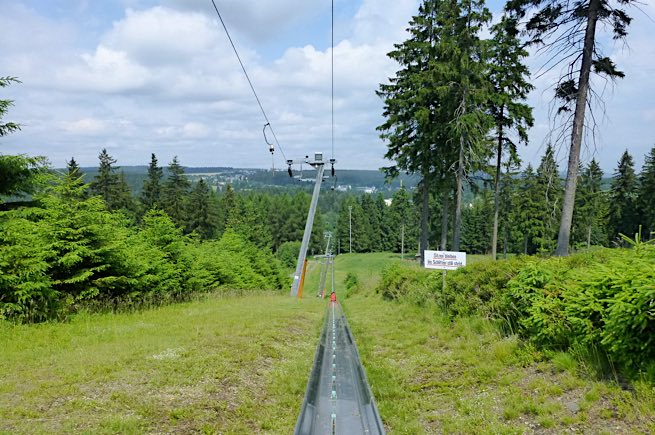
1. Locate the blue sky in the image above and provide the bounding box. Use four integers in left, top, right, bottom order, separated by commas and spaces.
1, 0, 653, 173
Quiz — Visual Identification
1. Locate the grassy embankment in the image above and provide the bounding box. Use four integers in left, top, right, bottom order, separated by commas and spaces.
0, 293, 325, 434
2, 252, 654, 434
332, 252, 655, 434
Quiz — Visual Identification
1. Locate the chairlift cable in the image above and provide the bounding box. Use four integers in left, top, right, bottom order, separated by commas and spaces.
331, 0, 335, 162
210, 0, 287, 162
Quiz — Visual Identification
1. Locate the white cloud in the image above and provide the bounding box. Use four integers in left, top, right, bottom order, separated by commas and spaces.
60, 118, 108, 134
57, 45, 152, 93
2, 0, 651, 173
104, 7, 218, 66
182, 122, 210, 138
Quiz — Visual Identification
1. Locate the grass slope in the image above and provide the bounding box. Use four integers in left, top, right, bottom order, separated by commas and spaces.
329, 253, 655, 434
0, 293, 325, 434
2, 252, 654, 434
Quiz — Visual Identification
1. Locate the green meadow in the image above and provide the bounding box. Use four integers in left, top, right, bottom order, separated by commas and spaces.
2, 253, 654, 434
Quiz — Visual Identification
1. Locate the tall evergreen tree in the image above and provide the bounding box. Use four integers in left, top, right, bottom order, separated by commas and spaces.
66, 157, 81, 177
439, 0, 493, 252
141, 153, 163, 211
89, 148, 117, 205
461, 190, 493, 254
572, 159, 607, 248
506, 0, 637, 255
533, 145, 562, 252
1, 77, 48, 200
360, 194, 383, 252
608, 150, 639, 242
161, 156, 190, 227
637, 145, 655, 238
186, 178, 218, 240
378, 0, 452, 262
487, 14, 534, 260
514, 164, 543, 254
89, 149, 133, 211
388, 187, 419, 254
0, 76, 20, 137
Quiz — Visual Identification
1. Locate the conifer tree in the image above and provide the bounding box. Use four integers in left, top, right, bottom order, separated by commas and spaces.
572, 159, 607, 248
141, 153, 163, 211
360, 194, 383, 252
514, 164, 542, 254
89, 149, 132, 211
533, 145, 562, 252
441, 0, 493, 252
506, 0, 637, 255
609, 150, 639, 241
89, 148, 117, 205
378, 0, 452, 262
161, 156, 190, 227
388, 187, 419, 254
487, 14, 534, 259
66, 157, 81, 177
0, 76, 20, 137
186, 178, 218, 240
637, 145, 655, 238
1, 77, 48, 199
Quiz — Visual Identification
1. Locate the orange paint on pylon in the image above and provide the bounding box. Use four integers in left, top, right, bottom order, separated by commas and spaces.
297, 259, 309, 299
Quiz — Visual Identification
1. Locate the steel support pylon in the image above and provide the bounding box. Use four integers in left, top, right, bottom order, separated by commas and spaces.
290, 163, 325, 297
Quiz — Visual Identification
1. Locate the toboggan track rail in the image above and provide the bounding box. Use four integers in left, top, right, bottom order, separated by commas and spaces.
294, 299, 385, 435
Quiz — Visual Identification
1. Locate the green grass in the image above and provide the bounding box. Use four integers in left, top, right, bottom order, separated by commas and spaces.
3, 252, 655, 434
0, 292, 325, 434
322, 253, 655, 434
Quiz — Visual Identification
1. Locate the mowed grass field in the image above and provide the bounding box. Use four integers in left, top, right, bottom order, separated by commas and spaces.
2, 252, 654, 434
0, 293, 325, 434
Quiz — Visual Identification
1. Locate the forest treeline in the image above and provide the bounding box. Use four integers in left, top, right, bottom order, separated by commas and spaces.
0, 144, 423, 322
442, 145, 655, 255
0, 151, 294, 322
378, 0, 643, 258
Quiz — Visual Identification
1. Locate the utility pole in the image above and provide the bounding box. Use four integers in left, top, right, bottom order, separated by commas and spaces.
349, 205, 352, 254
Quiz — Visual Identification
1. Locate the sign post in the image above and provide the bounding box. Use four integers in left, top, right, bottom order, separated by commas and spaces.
423, 250, 467, 291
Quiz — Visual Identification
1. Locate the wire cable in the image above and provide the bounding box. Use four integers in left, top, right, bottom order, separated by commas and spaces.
210, 0, 287, 162
331, 0, 335, 160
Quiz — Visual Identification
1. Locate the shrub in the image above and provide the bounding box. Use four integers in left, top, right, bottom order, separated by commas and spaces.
277, 241, 301, 268
375, 246, 655, 374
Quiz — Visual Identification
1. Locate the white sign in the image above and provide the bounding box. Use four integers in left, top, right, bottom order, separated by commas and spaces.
424, 250, 467, 270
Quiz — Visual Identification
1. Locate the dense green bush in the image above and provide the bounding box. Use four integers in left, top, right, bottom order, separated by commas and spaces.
276, 240, 301, 268
0, 174, 288, 323
376, 246, 655, 373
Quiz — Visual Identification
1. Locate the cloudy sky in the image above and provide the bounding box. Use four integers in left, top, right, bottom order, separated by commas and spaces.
1, 0, 653, 172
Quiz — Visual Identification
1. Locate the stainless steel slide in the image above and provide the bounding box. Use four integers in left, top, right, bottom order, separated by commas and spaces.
294, 300, 385, 435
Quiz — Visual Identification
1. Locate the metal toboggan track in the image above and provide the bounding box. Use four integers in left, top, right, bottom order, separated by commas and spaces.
294, 298, 385, 435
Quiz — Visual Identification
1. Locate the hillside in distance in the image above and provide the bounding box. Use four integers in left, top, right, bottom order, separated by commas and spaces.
75, 166, 420, 196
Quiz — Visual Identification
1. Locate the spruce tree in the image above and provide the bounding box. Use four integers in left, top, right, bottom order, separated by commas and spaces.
608, 150, 639, 242
572, 159, 607, 248
0, 76, 20, 137
506, 0, 637, 255
67, 157, 81, 177
637, 145, 655, 238
533, 145, 562, 252
487, 14, 534, 260
161, 156, 190, 227
514, 164, 542, 254
141, 153, 163, 211
388, 187, 419, 254
1, 77, 48, 199
377, 0, 452, 262
89, 148, 132, 211
186, 178, 217, 240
